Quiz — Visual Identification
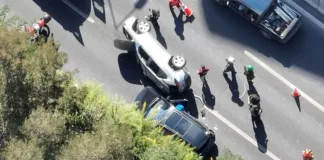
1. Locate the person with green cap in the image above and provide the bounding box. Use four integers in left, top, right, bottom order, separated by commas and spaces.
244, 65, 255, 83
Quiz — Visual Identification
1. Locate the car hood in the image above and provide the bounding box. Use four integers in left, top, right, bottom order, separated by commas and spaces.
133, 87, 160, 110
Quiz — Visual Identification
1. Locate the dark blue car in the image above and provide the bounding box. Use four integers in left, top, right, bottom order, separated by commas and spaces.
134, 86, 215, 157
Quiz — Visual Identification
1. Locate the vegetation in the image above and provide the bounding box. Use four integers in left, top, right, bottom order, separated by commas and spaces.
0, 5, 244, 160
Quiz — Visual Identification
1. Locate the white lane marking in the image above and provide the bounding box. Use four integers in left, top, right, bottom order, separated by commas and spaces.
286, 0, 324, 30
204, 107, 281, 160
244, 50, 324, 113
194, 95, 280, 160
61, 0, 95, 23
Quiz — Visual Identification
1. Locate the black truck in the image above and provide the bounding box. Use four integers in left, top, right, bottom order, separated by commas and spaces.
215, 0, 302, 43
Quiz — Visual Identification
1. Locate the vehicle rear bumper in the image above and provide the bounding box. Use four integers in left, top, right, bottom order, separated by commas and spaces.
278, 17, 302, 44
199, 138, 215, 157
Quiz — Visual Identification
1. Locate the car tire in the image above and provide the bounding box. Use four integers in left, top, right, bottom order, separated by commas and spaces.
171, 56, 186, 70
214, 0, 225, 5
136, 21, 151, 34
123, 27, 132, 40
260, 29, 271, 39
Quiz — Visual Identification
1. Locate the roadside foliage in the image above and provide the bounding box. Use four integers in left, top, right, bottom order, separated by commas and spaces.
0, 5, 243, 160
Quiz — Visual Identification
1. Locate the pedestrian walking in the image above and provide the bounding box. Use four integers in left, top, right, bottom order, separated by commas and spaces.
197, 65, 209, 84
223, 57, 236, 75
244, 65, 255, 83
145, 8, 160, 22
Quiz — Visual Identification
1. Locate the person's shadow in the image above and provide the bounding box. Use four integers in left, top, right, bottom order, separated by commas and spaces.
247, 82, 259, 96
170, 5, 185, 40
151, 20, 167, 49
223, 73, 244, 106
252, 117, 268, 153
202, 79, 216, 109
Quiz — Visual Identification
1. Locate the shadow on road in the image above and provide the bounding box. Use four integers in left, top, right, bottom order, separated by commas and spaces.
152, 21, 168, 49
107, 0, 147, 29
92, 0, 106, 23
117, 53, 145, 85
170, 5, 185, 40
33, 0, 148, 45
182, 89, 200, 118
170, 89, 200, 118
201, 0, 324, 78
247, 82, 259, 96
224, 73, 244, 107
252, 117, 268, 153
294, 96, 301, 112
33, 0, 91, 45
202, 80, 216, 109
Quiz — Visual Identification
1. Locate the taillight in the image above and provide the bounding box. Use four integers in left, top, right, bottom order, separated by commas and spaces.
174, 79, 180, 87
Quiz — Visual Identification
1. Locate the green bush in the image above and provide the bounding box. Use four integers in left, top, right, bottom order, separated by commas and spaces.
216, 147, 244, 160
3, 138, 44, 160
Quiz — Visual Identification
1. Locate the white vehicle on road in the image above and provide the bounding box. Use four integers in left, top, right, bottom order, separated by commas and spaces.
117, 16, 191, 94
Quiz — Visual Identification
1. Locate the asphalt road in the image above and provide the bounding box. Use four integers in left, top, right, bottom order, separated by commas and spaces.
2, 0, 324, 159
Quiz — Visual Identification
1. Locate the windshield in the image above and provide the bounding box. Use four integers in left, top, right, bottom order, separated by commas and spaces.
145, 99, 171, 120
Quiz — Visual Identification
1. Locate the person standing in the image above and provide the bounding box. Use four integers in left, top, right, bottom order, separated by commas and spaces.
244, 65, 255, 83
223, 57, 236, 75
197, 65, 209, 84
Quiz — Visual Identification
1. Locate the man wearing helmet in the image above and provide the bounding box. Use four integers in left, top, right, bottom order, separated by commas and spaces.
223, 56, 236, 75
244, 65, 255, 83
303, 149, 314, 160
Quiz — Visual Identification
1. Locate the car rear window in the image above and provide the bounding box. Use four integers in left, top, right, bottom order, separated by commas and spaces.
165, 112, 193, 136
164, 112, 209, 149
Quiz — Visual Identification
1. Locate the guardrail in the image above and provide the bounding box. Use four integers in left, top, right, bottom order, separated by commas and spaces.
304, 0, 324, 15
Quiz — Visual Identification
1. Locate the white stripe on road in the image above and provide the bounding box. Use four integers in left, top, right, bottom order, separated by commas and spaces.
61, 0, 95, 23
204, 107, 281, 160
244, 50, 324, 113
194, 95, 280, 160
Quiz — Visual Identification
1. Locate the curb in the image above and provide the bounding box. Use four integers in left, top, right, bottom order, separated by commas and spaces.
304, 0, 324, 15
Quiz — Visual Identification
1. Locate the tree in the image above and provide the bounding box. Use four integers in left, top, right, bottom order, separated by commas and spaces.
0, 5, 243, 160
22, 107, 66, 159
216, 147, 244, 160
3, 138, 44, 160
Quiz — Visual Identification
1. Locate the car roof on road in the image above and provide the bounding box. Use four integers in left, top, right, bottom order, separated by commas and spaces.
239, 0, 273, 15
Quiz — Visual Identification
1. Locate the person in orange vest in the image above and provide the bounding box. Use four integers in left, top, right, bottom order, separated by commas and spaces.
303, 149, 314, 160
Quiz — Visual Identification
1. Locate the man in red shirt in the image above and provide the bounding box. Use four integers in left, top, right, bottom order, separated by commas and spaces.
197, 65, 209, 84
169, 0, 181, 8
303, 149, 314, 160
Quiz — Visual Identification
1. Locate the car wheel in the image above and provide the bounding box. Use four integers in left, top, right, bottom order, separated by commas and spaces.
123, 27, 132, 40
214, 0, 225, 5
260, 29, 271, 39
171, 56, 186, 70
136, 21, 151, 34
